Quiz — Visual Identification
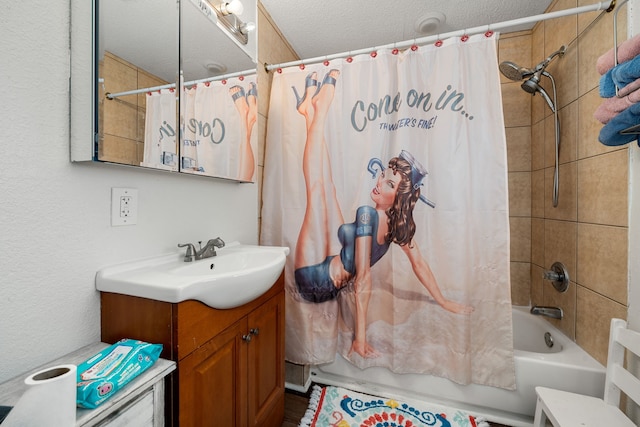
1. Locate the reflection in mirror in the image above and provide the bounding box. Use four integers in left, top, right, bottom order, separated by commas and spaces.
180, 0, 258, 182
98, 0, 180, 171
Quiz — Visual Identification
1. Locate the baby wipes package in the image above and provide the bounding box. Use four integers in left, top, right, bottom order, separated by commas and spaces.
76, 338, 163, 408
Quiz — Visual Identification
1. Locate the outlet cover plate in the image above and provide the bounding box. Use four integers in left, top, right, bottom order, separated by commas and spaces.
111, 187, 138, 226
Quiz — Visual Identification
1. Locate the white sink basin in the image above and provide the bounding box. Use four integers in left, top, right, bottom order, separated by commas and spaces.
96, 242, 289, 309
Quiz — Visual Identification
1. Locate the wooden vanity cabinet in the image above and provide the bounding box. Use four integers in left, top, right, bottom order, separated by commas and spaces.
100, 274, 285, 427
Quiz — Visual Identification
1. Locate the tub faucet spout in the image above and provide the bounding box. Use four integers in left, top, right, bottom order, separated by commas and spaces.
530, 306, 563, 319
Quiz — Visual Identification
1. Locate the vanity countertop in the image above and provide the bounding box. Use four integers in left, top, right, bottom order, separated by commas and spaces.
0, 342, 175, 426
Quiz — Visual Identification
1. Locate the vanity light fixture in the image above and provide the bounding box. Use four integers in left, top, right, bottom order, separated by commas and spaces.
208, 0, 254, 45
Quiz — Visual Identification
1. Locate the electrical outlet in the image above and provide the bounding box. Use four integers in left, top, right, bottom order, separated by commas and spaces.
111, 188, 138, 226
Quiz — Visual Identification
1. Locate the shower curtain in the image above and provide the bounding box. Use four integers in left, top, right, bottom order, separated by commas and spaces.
143, 88, 178, 170
181, 74, 257, 182
261, 33, 515, 389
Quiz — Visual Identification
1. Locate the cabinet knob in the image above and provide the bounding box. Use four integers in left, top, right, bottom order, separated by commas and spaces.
250, 328, 259, 336
242, 334, 252, 342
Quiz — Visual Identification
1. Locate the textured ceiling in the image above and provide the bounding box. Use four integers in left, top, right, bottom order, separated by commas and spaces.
260, 0, 554, 60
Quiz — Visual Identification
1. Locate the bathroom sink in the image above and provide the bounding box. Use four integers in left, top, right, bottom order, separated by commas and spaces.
96, 242, 289, 309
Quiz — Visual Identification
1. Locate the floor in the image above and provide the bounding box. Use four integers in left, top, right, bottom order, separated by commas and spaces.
282, 387, 513, 427
282, 389, 312, 427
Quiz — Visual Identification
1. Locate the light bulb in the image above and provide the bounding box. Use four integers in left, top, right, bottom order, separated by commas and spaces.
240, 21, 255, 34
222, 0, 243, 16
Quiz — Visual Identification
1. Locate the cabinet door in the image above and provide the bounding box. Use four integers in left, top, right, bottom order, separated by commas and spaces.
179, 319, 248, 427
247, 291, 285, 427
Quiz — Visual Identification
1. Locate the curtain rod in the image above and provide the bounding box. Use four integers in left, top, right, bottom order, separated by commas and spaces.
105, 68, 256, 100
265, 0, 616, 72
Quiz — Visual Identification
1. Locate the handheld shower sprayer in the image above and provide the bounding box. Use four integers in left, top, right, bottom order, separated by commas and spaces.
499, 45, 566, 208
522, 71, 555, 112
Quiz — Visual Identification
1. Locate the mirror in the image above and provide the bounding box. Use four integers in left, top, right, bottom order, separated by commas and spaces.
180, 0, 258, 182
97, 0, 180, 171
70, 0, 258, 182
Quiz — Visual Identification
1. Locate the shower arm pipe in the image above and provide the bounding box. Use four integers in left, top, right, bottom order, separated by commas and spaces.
265, 0, 615, 71
105, 68, 256, 100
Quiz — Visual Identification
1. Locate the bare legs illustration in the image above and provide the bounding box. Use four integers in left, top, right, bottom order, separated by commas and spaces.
230, 82, 257, 181
294, 70, 344, 272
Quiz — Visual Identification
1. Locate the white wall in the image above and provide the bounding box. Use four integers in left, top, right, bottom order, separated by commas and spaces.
0, 2, 259, 382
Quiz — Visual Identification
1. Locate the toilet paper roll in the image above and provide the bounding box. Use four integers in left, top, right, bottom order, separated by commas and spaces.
3, 364, 77, 427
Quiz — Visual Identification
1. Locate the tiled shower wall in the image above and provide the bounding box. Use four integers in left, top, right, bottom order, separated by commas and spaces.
500, 0, 629, 365
259, 0, 631, 371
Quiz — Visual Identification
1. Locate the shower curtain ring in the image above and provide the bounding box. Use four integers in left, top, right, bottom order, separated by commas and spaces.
485, 25, 494, 37
607, 0, 616, 12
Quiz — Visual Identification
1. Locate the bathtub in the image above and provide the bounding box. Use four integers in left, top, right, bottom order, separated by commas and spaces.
309, 306, 605, 426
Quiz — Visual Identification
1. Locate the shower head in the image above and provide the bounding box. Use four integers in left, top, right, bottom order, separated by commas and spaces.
499, 61, 534, 81
522, 71, 556, 113
499, 45, 567, 82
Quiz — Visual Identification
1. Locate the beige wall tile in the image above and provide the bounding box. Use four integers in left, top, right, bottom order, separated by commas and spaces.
505, 127, 531, 172
502, 82, 532, 127
511, 262, 531, 305
544, 219, 577, 282
545, 161, 577, 221
532, 120, 545, 171
530, 264, 545, 306
547, 0, 578, 55
544, 114, 556, 169
510, 217, 532, 262
578, 87, 620, 159
577, 8, 623, 97
98, 134, 139, 165
577, 149, 628, 226
511, 261, 531, 306
559, 100, 578, 164
104, 100, 138, 141
532, 217, 545, 267
532, 169, 545, 218
509, 172, 531, 217
576, 286, 627, 365
136, 107, 145, 144
577, 223, 628, 305
544, 102, 577, 169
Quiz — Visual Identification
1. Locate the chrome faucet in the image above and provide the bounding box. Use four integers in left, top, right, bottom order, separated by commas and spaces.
178, 238, 225, 262
530, 306, 563, 319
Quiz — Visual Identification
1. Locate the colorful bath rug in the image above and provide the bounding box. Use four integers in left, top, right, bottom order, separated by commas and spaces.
300, 385, 490, 427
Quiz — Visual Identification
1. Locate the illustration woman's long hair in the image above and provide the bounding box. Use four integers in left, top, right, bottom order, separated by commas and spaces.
385, 157, 419, 246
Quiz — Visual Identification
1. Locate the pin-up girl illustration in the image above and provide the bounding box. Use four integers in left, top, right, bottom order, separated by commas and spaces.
230, 81, 257, 181
292, 69, 473, 359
